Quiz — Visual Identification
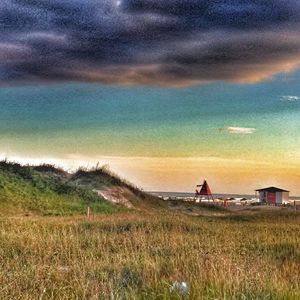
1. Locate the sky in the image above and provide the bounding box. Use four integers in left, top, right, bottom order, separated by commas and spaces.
1, 1, 300, 194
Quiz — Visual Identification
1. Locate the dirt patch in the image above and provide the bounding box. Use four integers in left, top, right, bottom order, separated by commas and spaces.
95, 187, 134, 208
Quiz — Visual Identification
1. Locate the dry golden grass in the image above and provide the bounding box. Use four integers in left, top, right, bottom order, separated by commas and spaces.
0, 210, 299, 299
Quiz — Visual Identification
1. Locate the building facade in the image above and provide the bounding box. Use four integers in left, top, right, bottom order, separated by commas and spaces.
255, 187, 289, 205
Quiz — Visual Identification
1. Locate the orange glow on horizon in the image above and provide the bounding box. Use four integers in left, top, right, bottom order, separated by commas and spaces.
2, 154, 300, 195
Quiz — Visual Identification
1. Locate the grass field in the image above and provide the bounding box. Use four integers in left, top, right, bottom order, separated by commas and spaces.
0, 210, 299, 299
0, 162, 299, 299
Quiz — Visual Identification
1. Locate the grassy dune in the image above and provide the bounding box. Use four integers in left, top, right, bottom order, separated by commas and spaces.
0, 161, 120, 216
0, 211, 299, 299
0, 161, 161, 216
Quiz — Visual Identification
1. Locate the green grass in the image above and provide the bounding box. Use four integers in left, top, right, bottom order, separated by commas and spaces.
168, 200, 228, 212
0, 161, 125, 216
0, 161, 164, 216
0, 161, 300, 299
0, 211, 299, 299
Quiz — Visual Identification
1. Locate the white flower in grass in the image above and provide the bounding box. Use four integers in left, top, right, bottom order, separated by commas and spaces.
170, 281, 189, 295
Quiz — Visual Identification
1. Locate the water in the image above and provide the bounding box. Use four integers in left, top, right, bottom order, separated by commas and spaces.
149, 191, 300, 201
149, 191, 254, 199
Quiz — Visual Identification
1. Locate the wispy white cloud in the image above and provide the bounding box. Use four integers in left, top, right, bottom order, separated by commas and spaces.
220, 127, 256, 134
281, 95, 300, 101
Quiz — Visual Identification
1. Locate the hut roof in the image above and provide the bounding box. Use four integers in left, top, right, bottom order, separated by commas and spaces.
255, 186, 289, 192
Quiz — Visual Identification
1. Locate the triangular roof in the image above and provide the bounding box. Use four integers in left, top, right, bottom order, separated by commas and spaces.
255, 186, 289, 192
199, 180, 213, 195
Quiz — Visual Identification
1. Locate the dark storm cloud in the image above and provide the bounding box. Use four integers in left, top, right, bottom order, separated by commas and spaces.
1, 0, 300, 86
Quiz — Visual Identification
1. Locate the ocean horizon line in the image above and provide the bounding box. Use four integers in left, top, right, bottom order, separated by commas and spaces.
148, 191, 300, 200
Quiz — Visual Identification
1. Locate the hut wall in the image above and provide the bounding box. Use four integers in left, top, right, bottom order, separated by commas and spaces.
282, 192, 289, 203
259, 191, 266, 204
276, 192, 282, 205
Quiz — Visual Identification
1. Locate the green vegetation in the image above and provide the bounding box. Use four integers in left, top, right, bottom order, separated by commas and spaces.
0, 212, 299, 299
0, 161, 299, 299
168, 200, 227, 212
0, 161, 126, 216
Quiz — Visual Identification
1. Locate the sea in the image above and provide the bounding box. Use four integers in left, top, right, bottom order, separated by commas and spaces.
149, 191, 253, 199
149, 191, 300, 201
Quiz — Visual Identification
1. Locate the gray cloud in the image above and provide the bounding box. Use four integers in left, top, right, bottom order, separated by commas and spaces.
1, 0, 300, 86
